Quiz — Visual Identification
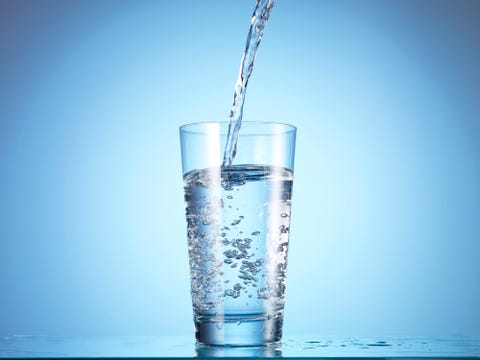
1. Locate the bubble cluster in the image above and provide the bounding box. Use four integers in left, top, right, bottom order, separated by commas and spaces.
183, 165, 293, 315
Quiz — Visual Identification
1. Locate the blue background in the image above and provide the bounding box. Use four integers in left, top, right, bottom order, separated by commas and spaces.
1, 0, 479, 338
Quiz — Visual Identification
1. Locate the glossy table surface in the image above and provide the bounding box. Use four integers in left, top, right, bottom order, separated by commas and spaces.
1, 334, 479, 358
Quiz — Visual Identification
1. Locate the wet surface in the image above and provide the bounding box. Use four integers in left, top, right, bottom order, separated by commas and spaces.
0, 334, 479, 358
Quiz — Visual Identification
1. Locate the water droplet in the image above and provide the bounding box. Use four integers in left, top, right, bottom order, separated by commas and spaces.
367, 341, 392, 347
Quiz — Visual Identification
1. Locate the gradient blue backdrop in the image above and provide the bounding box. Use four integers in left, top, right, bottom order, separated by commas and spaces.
1, 0, 479, 338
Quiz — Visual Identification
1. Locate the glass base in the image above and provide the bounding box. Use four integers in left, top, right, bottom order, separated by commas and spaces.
195, 342, 282, 357
194, 314, 283, 346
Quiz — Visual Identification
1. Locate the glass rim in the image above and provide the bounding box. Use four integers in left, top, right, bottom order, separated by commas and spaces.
180, 121, 296, 135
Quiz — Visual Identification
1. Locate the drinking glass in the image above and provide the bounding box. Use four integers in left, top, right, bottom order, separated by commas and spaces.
180, 121, 296, 346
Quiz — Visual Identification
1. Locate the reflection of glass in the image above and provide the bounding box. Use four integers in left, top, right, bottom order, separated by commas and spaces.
180, 122, 296, 346
195, 343, 282, 357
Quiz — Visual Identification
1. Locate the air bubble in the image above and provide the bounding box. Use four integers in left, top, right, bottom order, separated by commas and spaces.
278, 242, 288, 252
224, 289, 240, 298
233, 283, 242, 291
206, 268, 217, 276
257, 288, 268, 299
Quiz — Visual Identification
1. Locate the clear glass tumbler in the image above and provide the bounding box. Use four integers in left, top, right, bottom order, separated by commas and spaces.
179, 122, 296, 346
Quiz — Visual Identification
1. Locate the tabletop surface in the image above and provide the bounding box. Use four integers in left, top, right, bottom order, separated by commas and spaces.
1, 334, 479, 358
